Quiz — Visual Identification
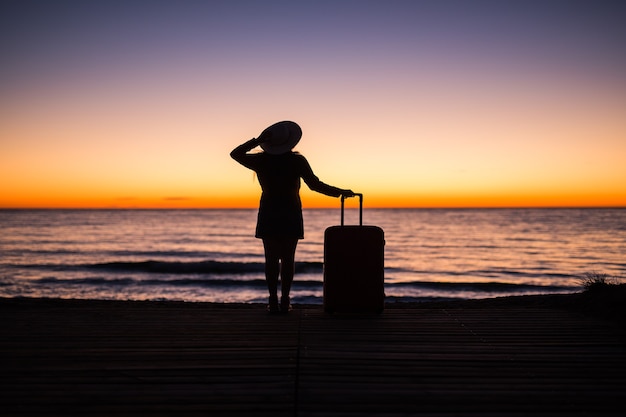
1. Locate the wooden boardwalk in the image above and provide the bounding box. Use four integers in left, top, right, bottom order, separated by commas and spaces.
1, 298, 625, 416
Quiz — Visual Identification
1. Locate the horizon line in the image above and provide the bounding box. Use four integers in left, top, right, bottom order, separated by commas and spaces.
1, 205, 625, 210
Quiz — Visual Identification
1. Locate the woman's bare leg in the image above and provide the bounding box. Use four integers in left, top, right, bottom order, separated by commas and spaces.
278, 238, 298, 304
262, 239, 280, 310
263, 237, 298, 311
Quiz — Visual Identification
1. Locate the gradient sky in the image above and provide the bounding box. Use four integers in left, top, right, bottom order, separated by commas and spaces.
2, 0, 625, 208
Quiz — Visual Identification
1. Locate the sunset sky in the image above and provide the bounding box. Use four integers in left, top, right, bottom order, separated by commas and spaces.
2, 1, 625, 208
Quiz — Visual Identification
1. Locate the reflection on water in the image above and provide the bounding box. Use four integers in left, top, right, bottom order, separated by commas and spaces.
1, 208, 624, 303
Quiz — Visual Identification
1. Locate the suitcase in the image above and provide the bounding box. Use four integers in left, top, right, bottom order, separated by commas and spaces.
323, 194, 385, 313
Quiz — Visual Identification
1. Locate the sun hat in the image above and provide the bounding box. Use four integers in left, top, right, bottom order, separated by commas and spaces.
259, 121, 302, 155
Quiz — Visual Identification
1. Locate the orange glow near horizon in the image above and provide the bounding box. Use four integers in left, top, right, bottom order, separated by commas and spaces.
2, 188, 625, 210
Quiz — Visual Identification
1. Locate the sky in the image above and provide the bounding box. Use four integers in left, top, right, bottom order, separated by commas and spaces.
1, 0, 625, 208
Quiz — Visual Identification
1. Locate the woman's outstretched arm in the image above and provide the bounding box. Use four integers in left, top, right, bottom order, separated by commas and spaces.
299, 155, 354, 198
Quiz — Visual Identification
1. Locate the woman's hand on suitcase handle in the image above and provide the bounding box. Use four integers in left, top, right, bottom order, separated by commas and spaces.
341, 189, 356, 198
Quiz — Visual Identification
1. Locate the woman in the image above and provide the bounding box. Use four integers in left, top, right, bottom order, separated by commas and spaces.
231, 121, 354, 313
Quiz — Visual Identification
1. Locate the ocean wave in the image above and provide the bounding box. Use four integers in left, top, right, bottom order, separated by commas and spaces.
386, 267, 576, 280
18, 260, 324, 275
391, 280, 577, 293
3, 248, 258, 260
32, 276, 576, 294
34, 276, 321, 288
89, 260, 325, 274
90, 260, 268, 274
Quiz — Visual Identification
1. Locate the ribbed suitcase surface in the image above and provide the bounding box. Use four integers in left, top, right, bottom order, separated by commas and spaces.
323, 195, 384, 313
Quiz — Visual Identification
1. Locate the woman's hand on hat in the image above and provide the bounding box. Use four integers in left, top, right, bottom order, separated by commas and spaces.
256, 131, 273, 144
252, 136, 268, 146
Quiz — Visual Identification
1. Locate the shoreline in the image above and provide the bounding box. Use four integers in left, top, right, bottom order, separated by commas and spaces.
2, 287, 624, 324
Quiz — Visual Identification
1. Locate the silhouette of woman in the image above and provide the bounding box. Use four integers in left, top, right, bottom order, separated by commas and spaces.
231, 121, 354, 313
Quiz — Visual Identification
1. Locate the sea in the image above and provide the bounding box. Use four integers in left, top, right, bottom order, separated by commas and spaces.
1, 208, 624, 304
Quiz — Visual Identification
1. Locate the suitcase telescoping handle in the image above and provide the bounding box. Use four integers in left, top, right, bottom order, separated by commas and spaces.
340, 193, 363, 226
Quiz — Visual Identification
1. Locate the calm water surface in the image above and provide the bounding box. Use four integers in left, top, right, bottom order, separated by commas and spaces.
1, 209, 624, 303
